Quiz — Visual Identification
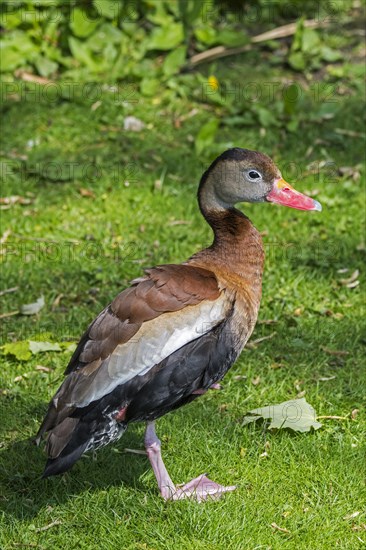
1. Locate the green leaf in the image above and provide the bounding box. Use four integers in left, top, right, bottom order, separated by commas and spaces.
140, 78, 160, 97
93, 0, 120, 20
34, 56, 58, 77
283, 83, 300, 116
87, 23, 122, 51
163, 45, 187, 76
70, 8, 99, 38
215, 29, 249, 47
68, 37, 98, 71
28, 341, 62, 354
0, 45, 24, 71
194, 27, 217, 46
195, 119, 219, 156
147, 23, 184, 51
242, 398, 322, 432
288, 51, 306, 71
1, 341, 31, 361
255, 106, 278, 127
320, 46, 342, 62
301, 28, 321, 54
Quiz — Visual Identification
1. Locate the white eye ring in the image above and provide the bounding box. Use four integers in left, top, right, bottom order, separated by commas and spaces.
248, 170, 261, 180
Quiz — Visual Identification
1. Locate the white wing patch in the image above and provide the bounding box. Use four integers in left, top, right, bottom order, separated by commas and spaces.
71, 295, 228, 407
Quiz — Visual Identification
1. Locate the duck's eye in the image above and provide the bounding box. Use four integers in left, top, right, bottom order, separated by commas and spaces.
248, 170, 261, 180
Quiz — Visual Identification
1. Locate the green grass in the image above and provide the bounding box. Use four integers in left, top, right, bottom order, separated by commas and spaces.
1, 52, 365, 549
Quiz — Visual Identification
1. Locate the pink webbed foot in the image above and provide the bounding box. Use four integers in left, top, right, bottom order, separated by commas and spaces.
144, 422, 236, 502
172, 474, 236, 502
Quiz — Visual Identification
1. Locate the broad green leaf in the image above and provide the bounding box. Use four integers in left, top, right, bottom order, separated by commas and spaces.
20, 296, 45, 316
140, 78, 160, 97
2, 341, 31, 361
255, 106, 279, 127
195, 119, 219, 156
321, 46, 342, 62
0, 45, 24, 71
242, 398, 322, 432
163, 45, 187, 76
93, 0, 120, 20
147, 23, 184, 51
288, 51, 306, 71
87, 23, 122, 51
68, 37, 98, 71
301, 28, 321, 54
35, 56, 58, 77
29, 341, 62, 354
70, 8, 99, 38
194, 27, 217, 46
215, 29, 249, 47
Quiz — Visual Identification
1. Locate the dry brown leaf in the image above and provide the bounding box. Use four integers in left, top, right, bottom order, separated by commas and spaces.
351, 409, 359, 420
0, 229, 11, 245
35, 365, 51, 373
346, 280, 360, 289
271, 522, 291, 534
339, 269, 359, 285
321, 347, 349, 357
52, 294, 64, 310
343, 511, 361, 520
79, 188, 95, 198
0, 195, 32, 208
251, 376, 261, 386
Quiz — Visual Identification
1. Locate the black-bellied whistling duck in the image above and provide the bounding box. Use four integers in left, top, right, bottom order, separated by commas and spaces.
36, 148, 321, 501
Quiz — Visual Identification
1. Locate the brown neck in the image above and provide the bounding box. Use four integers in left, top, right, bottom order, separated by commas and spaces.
191, 205, 265, 293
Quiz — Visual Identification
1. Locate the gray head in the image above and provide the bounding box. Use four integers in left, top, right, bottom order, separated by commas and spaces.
198, 148, 322, 213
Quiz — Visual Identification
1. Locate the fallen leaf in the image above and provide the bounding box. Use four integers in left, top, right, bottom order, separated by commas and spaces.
29, 341, 61, 354
79, 188, 95, 198
271, 522, 291, 534
343, 511, 361, 520
2, 341, 31, 361
35, 365, 51, 373
0, 195, 32, 208
242, 398, 322, 432
20, 296, 45, 316
346, 280, 359, 289
351, 409, 359, 420
0, 229, 11, 245
251, 376, 261, 386
339, 269, 359, 285
321, 347, 349, 357
52, 294, 64, 310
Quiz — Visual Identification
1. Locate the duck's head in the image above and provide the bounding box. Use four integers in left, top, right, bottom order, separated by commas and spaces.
199, 147, 322, 213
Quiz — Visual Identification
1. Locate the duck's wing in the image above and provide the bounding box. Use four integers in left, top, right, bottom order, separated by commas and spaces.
37, 264, 230, 443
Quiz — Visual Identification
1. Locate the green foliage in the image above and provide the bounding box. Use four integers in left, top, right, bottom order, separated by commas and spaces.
0, 0, 351, 87
288, 19, 343, 71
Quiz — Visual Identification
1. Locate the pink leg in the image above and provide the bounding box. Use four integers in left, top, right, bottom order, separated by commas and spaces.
192, 383, 222, 395
144, 422, 236, 502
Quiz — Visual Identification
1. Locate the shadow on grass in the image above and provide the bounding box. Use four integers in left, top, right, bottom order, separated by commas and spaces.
0, 403, 151, 521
